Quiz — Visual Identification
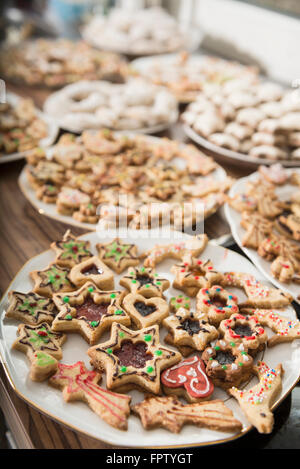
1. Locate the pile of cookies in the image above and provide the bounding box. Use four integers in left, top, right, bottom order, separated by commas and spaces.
82, 7, 188, 56
182, 79, 300, 161
0, 97, 48, 157
133, 52, 258, 103
25, 130, 231, 229
0, 39, 128, 88
43, 78, 178, 133
227, 164, 300, 286
6, 230, 299, 435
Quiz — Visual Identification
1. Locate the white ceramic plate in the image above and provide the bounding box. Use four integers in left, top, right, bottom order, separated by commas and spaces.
184, 124, 300, 169
225, 168, 300, 299
18, 134, 228, 232
0, 93, 59, 165
0, 231, 300, 448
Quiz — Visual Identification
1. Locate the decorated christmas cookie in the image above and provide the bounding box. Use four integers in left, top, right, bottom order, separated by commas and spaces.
132, 395, 242, 434
122, 293, 169, 329
196, 285, 239, 326
169, 295, 191, 313
30, 263, 75, 298
49, 361, 131, 431
88, 323, 181, 394
229, 362, 283, 434
120, 266, 170, 298
69, 256, 114, 290
202, 340, 254, 390
6, 291, 58, 325
51, 230, 93, 268
96, 238, 139, 274
219, 313, 268, 355
163, 307, 218, 356
52, 282, 129, 345
161, 355, 214, 403
12, 323, 66, 381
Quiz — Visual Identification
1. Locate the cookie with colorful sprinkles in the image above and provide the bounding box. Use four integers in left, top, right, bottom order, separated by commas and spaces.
51, 230, 92, 269
169, 294, 191, 313
6, 291, 58, 325
52, 282, 130, 345
30, 263, 75, 298
120, 266, 170, 298
87, 323, 181, 394
96, 238, 139, 274
196, 285, 239, 326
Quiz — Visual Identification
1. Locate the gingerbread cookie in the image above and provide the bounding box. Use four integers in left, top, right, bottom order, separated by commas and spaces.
51, 230, 92, 268
163, 307, 218, 356
169, 294, 191, 313
229, 362, 283, 434
12, 323, 66, 381
30, 263, 75, 298
49, 361, 131, 431
196, 285, 239, 326
202, 340, 253, 390
120, 266, 170, 298
96, 238, 139, 274
218, 313, 268, 355
142, 235, 208, 268
122, 293, 169, 329
132, 395, 242, 434
69, 256, 114, 290
6, 291, 58, 325
52, 282, 129, 345
161, 355, 214, 403
88, 323, 181, 394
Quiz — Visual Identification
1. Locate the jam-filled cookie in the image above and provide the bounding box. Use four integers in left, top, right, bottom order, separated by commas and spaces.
218, 313, 268, 355
30, 263, 75, 298
163, 307, 218, 356
6, 291, 58, 325
96, 238, 139, 274
120, 266, 170, 298
161, 355, 214, 403
122, 293, 169, 329
69, 256, 114, 290
51, 230, 93, 268
52, 282, 130, 345
196, 285, 239, 326
202, 340, 253, 390
88, 323, 181, 394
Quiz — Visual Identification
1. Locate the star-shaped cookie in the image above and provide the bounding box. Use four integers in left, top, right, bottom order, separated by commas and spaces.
52, 282, 130, 344
88, 323, 181, 394
6, 291, 58, 325
96, 238, 139, 274
120, 266, 170, 298
30, 263, 75, 298
51, 230, 92, 268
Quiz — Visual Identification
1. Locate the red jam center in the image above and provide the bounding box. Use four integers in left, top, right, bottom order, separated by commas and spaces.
75, 298, 109, 321
114, 340, 153, 368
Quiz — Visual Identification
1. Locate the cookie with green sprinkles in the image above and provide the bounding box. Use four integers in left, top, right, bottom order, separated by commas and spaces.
6, 291, 58, 325
51, 230, 92, 268
96, 238, 139, 274
120, 266, 170, 299
88, 323, 181, 394
30, 263, 75, 298
169, 295, 191, 313
52, 282, 130, 345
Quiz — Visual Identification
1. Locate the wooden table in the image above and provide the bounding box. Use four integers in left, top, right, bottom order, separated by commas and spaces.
0, 84, 260, 449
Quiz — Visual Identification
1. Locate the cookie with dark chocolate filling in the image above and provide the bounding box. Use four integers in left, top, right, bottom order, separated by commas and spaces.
122, 293, 169, 328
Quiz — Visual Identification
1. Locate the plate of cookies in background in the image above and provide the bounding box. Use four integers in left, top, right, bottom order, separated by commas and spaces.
182, 79, 300, 168
0, 92, 59, 164
225, 164, 300, 299
18, 131, 231, 231
1, 229, 300, 447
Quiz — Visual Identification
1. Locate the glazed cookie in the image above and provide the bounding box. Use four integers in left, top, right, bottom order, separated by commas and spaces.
221, 272, 292, 308
132, 395, 242, 434
51, 230, 92, 268
30, 263, 75, 298
122, 293, 169, 329
218, 313, 268, 355
142, 235, 208, 268
202, 340, 253, 390
12, 323, 66, 381
226, 193, 257, 213
56, 187, 91, 215
49, 361, 131, 431
88, 323, 181, 394
196, 286, 239, 326
6, 291, 58, 325
161, 355, 214, 403
69, 256, 114, 290
169, 294, 191, 313
120, 266, 170, 298
229, 362, 283, 434
52, 282, 129, 345
96, 238, 139, 274
171, 257, 222, 298
163, 307, 218, 356
258, 164, 289, 186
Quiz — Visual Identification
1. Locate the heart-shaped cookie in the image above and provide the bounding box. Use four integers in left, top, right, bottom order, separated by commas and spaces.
122, 293, 169, 328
